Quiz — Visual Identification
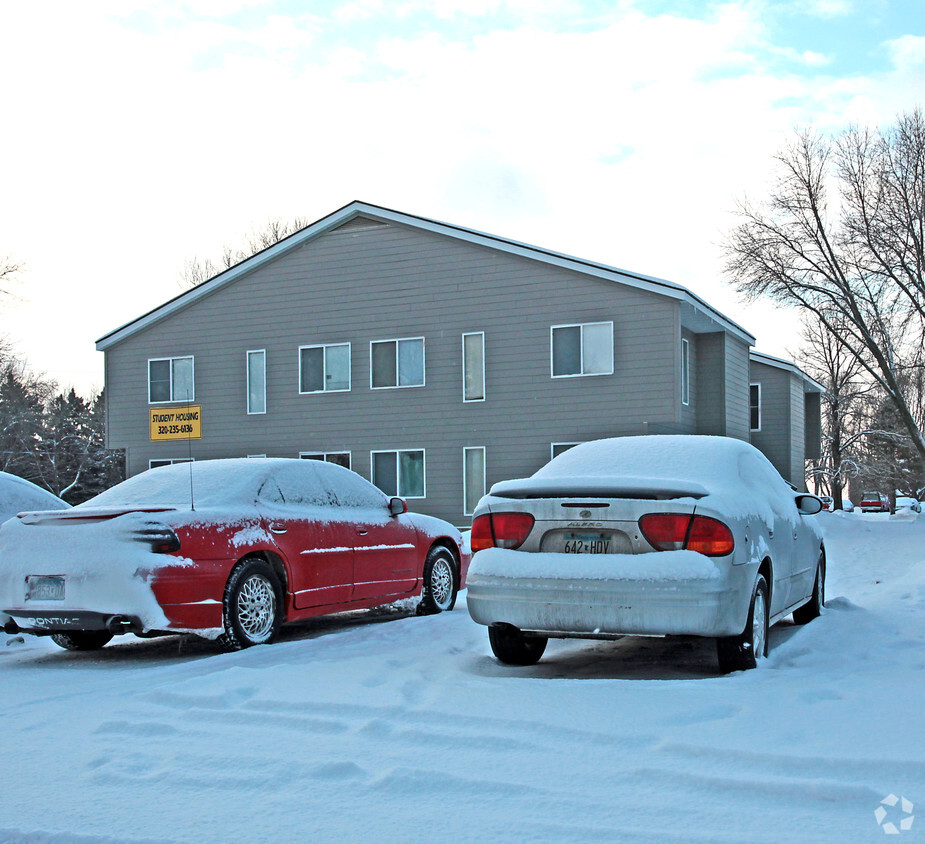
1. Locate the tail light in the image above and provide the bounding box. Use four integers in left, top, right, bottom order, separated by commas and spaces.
470, 512, 535, 552
133, 524, 182, 554
638, 513, 734, 557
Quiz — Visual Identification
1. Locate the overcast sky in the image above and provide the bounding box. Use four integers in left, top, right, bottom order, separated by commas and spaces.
2, 0, 923, 394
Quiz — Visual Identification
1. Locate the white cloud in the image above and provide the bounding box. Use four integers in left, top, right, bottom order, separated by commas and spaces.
0, 1, 920, 391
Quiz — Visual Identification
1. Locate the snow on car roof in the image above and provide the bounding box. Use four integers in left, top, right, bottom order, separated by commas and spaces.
0, 472, 69, 522
82, 458, 290, 509
490, 435, 801, 523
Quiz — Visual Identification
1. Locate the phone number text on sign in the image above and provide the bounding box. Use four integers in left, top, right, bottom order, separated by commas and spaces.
149, 406, 202, 440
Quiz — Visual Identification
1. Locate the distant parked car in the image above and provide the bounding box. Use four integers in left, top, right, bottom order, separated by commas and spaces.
819, 496, 834, 512
0, 472, 68, 523
859, 492, 891, 513
466, 436, 826, 674
841, 499, 855, 513
0, 459, 468, 652
895, 496, 922, 514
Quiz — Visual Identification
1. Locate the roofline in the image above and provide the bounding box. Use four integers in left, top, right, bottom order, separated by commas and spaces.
750, 350, 826, 393
97, 200, 756, 350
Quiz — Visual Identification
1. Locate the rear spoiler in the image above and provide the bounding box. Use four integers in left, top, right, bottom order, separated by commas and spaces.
488, 476, 709, 500
17, 506, 178, 525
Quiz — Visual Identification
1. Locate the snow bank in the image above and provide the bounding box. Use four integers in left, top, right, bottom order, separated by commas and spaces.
0, 471, 68, 523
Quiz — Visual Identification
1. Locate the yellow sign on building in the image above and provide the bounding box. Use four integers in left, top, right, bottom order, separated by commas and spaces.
150, 406, 202, 441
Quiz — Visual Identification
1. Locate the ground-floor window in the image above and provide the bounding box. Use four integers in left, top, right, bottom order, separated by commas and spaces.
149, 457, 194, 469
299, 451, 351, 469
371, 449, 425, 498
463, 447, 486, 515
551, 442, 581, 460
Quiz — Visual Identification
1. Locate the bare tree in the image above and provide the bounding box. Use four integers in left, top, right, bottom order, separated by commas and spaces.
178, 216, 309, 289
796, 317, 876, 505
0, 256, 23, 298
726, 108, 925, 465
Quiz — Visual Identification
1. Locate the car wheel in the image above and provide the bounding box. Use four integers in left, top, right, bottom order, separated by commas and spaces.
792, 551, 825, 625
488, 624, 548, 666
716, 574, 769, 673
418, 545, 458, 614
219, 558, 283, 651
50, 631, 114, 651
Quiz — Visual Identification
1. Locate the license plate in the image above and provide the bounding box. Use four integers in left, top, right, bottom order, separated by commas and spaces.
563, 533, 612, 554
25, 576, 65, 601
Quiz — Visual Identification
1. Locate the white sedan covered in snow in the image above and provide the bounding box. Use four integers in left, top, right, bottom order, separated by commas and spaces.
466, 436, 826, 672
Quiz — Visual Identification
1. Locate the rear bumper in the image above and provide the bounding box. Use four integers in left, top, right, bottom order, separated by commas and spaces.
466, 551, 756, 638
3, 610, 145, 636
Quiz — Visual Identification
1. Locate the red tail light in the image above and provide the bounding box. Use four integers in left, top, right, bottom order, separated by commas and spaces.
638, 513, 734, 557
470, 512, 535, 552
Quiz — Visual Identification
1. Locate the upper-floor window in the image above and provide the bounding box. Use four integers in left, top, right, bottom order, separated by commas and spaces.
300, 451, 351, 469
300, 343, 351, 393
371, 449, 425, 498
681, 338, 690, 406
371, 338, 424, 389
149, 356, 194, 404
247, 349, 266, 414
462, 332, 485, 402
750, 383, 761, 431
551, 322, 613, 377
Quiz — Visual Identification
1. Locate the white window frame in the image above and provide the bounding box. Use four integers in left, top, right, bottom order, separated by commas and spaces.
247, 349, 267, 415
551, 442, 581, 460
369, 337, 426, 390
299, 451, 352, 469
148, 356, 195, 404
681, 338, 690, 406
463, 446, 486, 516
148, 457, 194, 469
750, 383, 762, 432
299, 343, 351, 394
550, 321, 614, 378
370, 448, 426, 499
462, 331, 486, 402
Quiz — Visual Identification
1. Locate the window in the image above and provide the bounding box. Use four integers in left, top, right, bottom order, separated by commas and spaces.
149, 356, 194, 403
463, 447, 486, 515
681, 338, 690, 406
750, 384, 761, 431
462, 332, 485, 401
299, 451, 351, 469
551, 322, 613, 377
300, 343, 351, 393
247, 454, 267, 458
370, 338, 424, 388
551, 442, 581, 460
371, 449, 425, 498
247, 350, 266, 414
149, 458, 194, 469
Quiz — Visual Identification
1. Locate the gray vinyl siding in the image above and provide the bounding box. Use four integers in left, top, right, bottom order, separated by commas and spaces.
694, 333, 726, 436
724, 336, 751, 440
104, 221, 685, 524
749, 361, 792, 484
804, 392, 822, 461
789, 374, 807, 486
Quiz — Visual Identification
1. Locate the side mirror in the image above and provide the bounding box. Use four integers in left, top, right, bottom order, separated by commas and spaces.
796, 494, 823, 515
389, 497, 407, 517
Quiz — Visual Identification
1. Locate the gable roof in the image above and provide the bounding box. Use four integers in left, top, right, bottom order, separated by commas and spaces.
96, 200, 756, 350
750, 350, 825, 393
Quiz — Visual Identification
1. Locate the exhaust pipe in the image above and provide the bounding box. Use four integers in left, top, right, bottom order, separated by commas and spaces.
106, 616, 134, 635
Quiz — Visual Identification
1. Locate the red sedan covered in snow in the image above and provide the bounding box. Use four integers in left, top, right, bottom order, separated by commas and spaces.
0, 459, 468, 651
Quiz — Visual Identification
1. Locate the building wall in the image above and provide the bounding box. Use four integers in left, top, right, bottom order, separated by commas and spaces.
105, 219, 691, 524
789, 372, 807, 487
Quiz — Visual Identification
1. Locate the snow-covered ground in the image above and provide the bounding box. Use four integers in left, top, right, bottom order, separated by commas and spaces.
1, 512, 922, 843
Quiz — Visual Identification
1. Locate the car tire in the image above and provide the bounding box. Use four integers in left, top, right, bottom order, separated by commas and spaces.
792, 551, 825, 625
418, 545, 458, 614
488, 624, 548, 666
716, 574, 769, 673
219, 558, 283, 651
50, 631, 114, 651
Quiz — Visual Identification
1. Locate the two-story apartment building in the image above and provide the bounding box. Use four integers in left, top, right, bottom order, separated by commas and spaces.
96, 201, 822, 525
